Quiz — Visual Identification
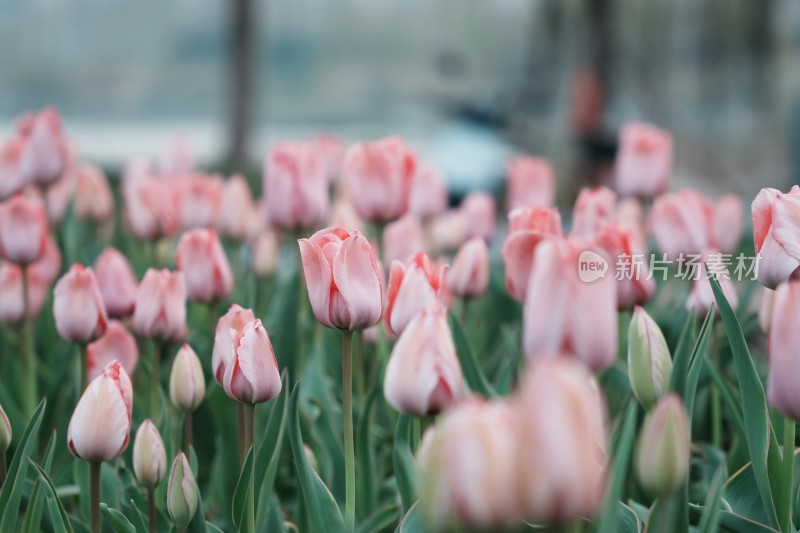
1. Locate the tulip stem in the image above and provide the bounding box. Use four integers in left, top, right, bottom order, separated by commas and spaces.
342, 331, 356, 529
20, 265, 37, 418
244, 403, 256, 533
780, 418, 796, 532
147, 488, 157, 533
238, 403, 246, 465
184, 414, 193, 450
90, 462, 101, 533
151, 341, 165, 420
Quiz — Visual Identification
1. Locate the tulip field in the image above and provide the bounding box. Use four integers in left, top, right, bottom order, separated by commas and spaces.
0, 108, 795, 533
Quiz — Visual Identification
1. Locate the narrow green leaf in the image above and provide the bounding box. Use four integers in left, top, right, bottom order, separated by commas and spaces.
596, 401, 638, 533
698, 466, 726, 533
356, 502, 400, 533
669, 313, 696, 397
393, 415, 417, 515
685, 309, 715, 417
448, 313, 497, 397
396, 501, 423, 533
357, 368, 381, 519
231, 445, 254, 530
100, 504, 136, 533
28, 460, 73, 533
255, 374, 289, 505
703, 356, 747, 436
127, 499, 148, 533
22, 431, 57, 533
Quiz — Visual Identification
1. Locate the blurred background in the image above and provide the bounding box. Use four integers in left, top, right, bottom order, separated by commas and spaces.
0, 0, 797, 199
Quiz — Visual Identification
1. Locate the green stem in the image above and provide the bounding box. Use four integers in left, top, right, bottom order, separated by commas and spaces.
0, 453, 6, 488
780, 418, 796, 533
147, 488, 157, 533
21, 266, 37, 417
90, 462, 101, 533
412, 418, 421, 455
79, 343, 88, 392
355, 332, 365, 402
342, 331, 356, 529
237, 403, 246, 465
184, 414, 193, 451
244, 403, 256, 533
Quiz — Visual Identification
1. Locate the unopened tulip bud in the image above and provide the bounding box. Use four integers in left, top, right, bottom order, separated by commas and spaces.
650, 189, 714, 260
167, 452, 198, 529
627, 306, 672, 408
132, 269, 187, 341
0, 402, 11, 453
0, 194, 48, 265
53, 264, 108, 343
382, 214, 425, 265
170, 344, 205, 414
571, 186, 616, 240
17, 106, 69, 187
501, 206, 562, 301
264, 141, 329, 230
614, 122, 672, 199
74, 164, 114, 222
216, 174, 259, 241
67, 361, 133, 462
251, 231, 279, 278
385, 253, 444, 337
133, 420, 167, 490
213, 304, 256, 384
176, 228, 234, 303
175, 175, 222, 231
634, 394, 689, 497
446, 237, 489, 299
87, 321, 139, 382
506, 156, 556, 211
460, 192, 496, 241
94, 247, 138, 318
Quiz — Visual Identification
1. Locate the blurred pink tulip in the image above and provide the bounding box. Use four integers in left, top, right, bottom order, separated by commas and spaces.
649, 189, 714, 260
132, 269, 187, 341
53, 264, 108, 343
67, 361, 133, 462
409, 164, 448, 219
329, 198, 364, 234
87, 321, 139, 382
384, 303, 463, 416
383, 214, 426, 265
176, 229, 234, 303
160, 136, 195, 178
752, 186, 800, 288
45, 170, 75, 224
216, 175, 259, 240
313, 133, 345, 183
17, 107, 69, 187
506, 156, 555, 211
713, 194, 744, 254
460, 192, 496, 241
74, 164, 114, 222
298, 228, 383, 331
341, 136, 416, 223
446, 237, 489, 299
175, 175, 222, 230
217, 318, 282, 404
686, 252, 738, 316
0, 263, 50, 324
614, 122, 672, 198
264, 141, 329, 230
250, 230, 279, 278
385, 252, 444, 337
597, 223, 656, 309
94, 247, 138, 318
615, 197, 647, 248
571, 186, 616, 240
502, 206, 563, 301
123, 163, 178, 240
427, 209, 468, 255
0, 139, 25, 200
212, 304, 256, 384
767, 281, 800, 419
0, 194, 48, 264
29, 236, 61, 284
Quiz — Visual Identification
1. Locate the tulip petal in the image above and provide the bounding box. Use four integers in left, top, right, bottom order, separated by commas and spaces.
332, 233, 382, 330
298, 238, 333, 328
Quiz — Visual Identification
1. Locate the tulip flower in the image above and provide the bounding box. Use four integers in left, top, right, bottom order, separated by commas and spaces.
216, 174, 259, 241
427, 209, 468, 255
263, 141, 329, 230
94, 247, 138, 318
418, 399, 520, 530
686, 252, 738, 316
132, 269, 187, 341
250, 230, 279, 278
167, 452, 198, 530
133, 420, 167, 490
0, 262, 50, 325
634, 394, 689, 497
87, 321, 138, 382
160, 136, 194, 177
298, 228, 383, 331
122, 163, 178, 240
176, 228, 234, 303
0, 401, 10, 485
16, 106, 69, 188
760, 287, 775, 335
409, 163, 448, 219
170, 344, 205, 449
0, 139, 25, 200
628, 307, 672, 408
384, 303, 463, 416
713, 194, 744, 254
502, 206, 563, 301
45, 169, 76, 224
382, 214, 426, 265
596, 223, 656, 309
571, 186, 616, 240
523, 238, 618, 372
53, 264, 107, 344
329, 198, 364, 234
74, 164, 114, 222
506, 155, 556, 211
175, 174, 222, 230
767, 281, 800, 420
0, 194, 48, 265
216, 319, 281, 405
752, 186, 800, 288
649, 189, 714, 260
385, 252, 444, 337
446, 237, 489, 299
614, 122, 672, 198
341, 136, 416, 223
517, 358, 608, 524
312, 132, 345, 182
460, 192, 496, 241
212, 304, 257, 385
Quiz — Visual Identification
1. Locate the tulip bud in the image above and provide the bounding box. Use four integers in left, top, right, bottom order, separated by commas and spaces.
175, 174, 222, 230
133, 420, 167, 490
16, 106, 69, 187
329, 199, 364, 234
627, 307, 672, 408
571, 186, 616, 240
213, 304, 256, 385
384, 304, 463, 416
132, 269, 187, 341
218, 319, 282, 405
94, 247, 138, 318
385, 253, 444, 337
250, 231, 279, 278
446, 237, 489, 299
752, 186, 800, 289
634, 394, 689, 497
263, 141, 329, 230
167, 452, 198, 529
0, 194, 48, 265
216, 175, 259, 241
176, 228, 234, 303
0, 139, 25, 200
501, 206, 562, 301
46, 170, 76, 224
0, 263, 50, 325
427, 210, 468, 255
767, 282, 800, 419
713, 194, 743, 254
67, 361, 133, 462
614, 122, 672, 199
87, 321, 139, 382
123, 168, 178, 240
409, 164, 448, 219
0, 402, 11, 454
649, 189, 714, 260
313, 133, 345, 183
170, 344, 205, 414
506, 156, 556, 211
460, 192, 496, 242
74, 164, 114, 222
596, 223, 656, 309
53, 264, 108, 343
382, 214, 426, 265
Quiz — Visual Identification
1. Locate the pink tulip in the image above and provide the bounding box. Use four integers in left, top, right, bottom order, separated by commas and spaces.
460, 192, 496, 241
427, 210, 468, 255
29, 236, 62, 284
67, 361, 133, 462
132, 269, 187, 341
341, 136, 416, 223
382, 214, 426, 265
409, 164, 448, 219
0, 194, 48, 264
212, 304, 257, 384
45, 169, 76, 224
0, 139, 25, 200
176, 229, 234, 303
16, 107, 69, 187
523, 238, 617, 372
298, 228, 383, 331
614, 122, 672, 198
74, 164, 114, 221
616, 198, 646, 244
649, 189, 714, 260
759, 287, 775, 335
751, 187, 800, 289
0, 263, 50, 324
313, 133, 345, 183
250, 230, 279, 278
517, 358, 608, 523
216, 175, 259, 240
713, 194, 744, 254
160, 136, 195, 178
175, 174, 222, 230
94, 247, 138, 318
53, 264, 108, 343
385, 252, 444, 337
596, 223, 656, 309
506, 156, 555, 211
384, 303, 463, 416
502, 206, 563, 301
169, 344, 205, 414
686, 252, 738, 315
767, 281, 800, 419
123, 163, 178, 240
217, 318, 282, 404
571, 186, 616, 240
446, 237, 489, 299
87, 321, 139, 382
329, 198, 364, 234
264, 141, 329, 230
132, 419, 167, 490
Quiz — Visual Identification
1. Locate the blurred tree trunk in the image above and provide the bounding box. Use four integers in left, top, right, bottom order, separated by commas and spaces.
747, 0, 774, 111
227, 0, 255, 171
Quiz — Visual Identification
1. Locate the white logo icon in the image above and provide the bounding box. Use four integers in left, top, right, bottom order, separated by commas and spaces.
577, 250, 608, 283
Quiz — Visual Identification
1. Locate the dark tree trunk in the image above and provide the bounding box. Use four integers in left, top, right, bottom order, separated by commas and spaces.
227, 0, 255, 171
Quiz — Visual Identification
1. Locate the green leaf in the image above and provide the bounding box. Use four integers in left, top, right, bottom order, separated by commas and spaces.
287, 383, 345, 533
709, 276, 780, 528
0, 399, 46, 533
357, 367, 381, 519
698, 466, 726, 533
703, 357, 746, 437
684, 308, 715, 417
645, 490, 685, 533
127, 499, 148, 533
393, 415, 417, 515
254, 374, 289, 505
100, 504, 136, 533
617, 501, 643, 533
596, 401, 638, 533
688, 503, 778, 532
22, 431, 57, 533
396, 501, 423, 533
231, 445, 254, 530
268, 269, 300, 379
356, 503, 399, 533
27, 460, 73, 533
448, 313, 497, 397
669, 313, 696, 398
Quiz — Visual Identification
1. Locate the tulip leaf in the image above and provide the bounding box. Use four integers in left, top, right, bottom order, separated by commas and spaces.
688, 503, 777, 532
709, 276, 780, 528
231, 444, 254, 531
268, 269, 300, 379
186, 483, 210, 533
127, 499, 148, 533
684, 308, 715, 418
28, 460, 73, 533
617, 502, 642, 533
703, 357, 746, 437
645, 490, 685, 533
697, 466, 726, 533
22, 430, 57, 533
669, 313, 696, 399
595, 401, 638, 533
0, 399, 46, 533
288, 384, 345, 533
393, 415, 417, 516
100, 504, 136, 533
254, 373, 289, 507
357, 364, 381, 519
448, 313, 497, 398
357, 503, 400, 533
396, 501, 423, 533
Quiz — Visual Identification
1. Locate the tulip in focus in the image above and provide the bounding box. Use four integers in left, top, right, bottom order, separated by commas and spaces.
170, 344, 206, 414
409, 163, 448, 219
460, 192, 496, 241
264, 141, 329, 230
614, 122, 672, 198
0, 194, 48, 265
132, 269, 187, 341
167, 451, 198, 529
133, 420, 167, 490
212, 304, 256, 385
767, 281, 800, 420
506, 155, 556, 211
94, 247, 138, 317
74, 164, 114, 222
216, 318, 282, 405
649, 189, 714, 260
713, 194, 744, 254
446, 237, 489, 299
382, 214, 426, 265
751, 186, 800, 288
501, 206, 563, 301
216, 174, 259, 241
385, 252, 444, 337
384, 303, 463, 416
686, 252, 738, 316
16, 106, 69, 187
87, 321, 138, 382
628, 307, 672, 408
175, 174, 222, 230
176, 228, 234, 303
53, 264, 107, 343
298, 228, 383, 331
634, 394, 690, 497
570, 186, 616, 240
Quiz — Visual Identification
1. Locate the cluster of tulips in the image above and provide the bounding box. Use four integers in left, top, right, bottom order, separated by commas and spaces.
0, 106, 798, 533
